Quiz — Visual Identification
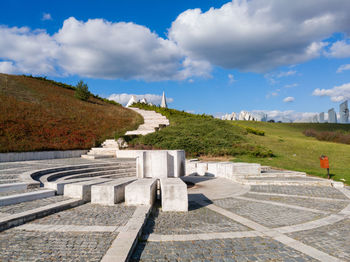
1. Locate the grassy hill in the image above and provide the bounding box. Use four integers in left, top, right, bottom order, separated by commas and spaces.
129, 104, 350, 184
0, 74, 143, 152
232, 121, 350, 184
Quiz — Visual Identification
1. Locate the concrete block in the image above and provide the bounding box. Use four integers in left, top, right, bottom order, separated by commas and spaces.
144, 151, 169, 178
91, 178, 136, 205
186, 161, 197, 176
232, 163, 261, 176
63, 179, 111, 201
197, 162, 208, 176
125, 178, 157, 206
160, 178, 188, 212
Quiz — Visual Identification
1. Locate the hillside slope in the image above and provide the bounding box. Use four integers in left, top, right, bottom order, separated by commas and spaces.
0, 74, 143, 152
232, 121, 350, 184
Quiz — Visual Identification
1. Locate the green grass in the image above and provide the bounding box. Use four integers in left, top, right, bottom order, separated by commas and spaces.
232, 121, 350, 184
128, 103, 273, 158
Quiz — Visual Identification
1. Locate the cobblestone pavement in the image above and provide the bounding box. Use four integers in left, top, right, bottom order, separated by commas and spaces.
131, 237, 318, 262
289, 218, 350, 261
0, 228, 117, 262
213, 197, 326, 228
249, 185, 348, 199
0, 195, 70, 214
31, 203, 135, 226
143, 202, 250, 235
242, 192, 349, 213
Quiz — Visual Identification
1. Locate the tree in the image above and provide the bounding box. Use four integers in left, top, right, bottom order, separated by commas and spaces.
75, 80, 90, 101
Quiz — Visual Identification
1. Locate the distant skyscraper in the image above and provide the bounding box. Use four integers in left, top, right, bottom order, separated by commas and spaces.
328, 108, 337, 123
319, 112, 325, 123
339, 100, 349, 124
161, 91, 167, 108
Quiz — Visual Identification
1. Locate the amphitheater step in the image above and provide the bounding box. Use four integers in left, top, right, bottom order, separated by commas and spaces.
63, 179, 113, 201
0, 189, 56, 206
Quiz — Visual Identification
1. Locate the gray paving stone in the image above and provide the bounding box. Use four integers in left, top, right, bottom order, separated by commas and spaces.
143, 202, 250, 235
0, 228, 117, 262
32, 203, 135, 226
242, 193, 349, 213
245, 177, 323, 181
250, 185, 347, 199
213, 198, 326, 228
0, 195, 70, 214
130, 237, 318, 262
288, 218, 350, 261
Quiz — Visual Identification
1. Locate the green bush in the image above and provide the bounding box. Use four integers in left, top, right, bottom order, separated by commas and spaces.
74, 80, 90, 101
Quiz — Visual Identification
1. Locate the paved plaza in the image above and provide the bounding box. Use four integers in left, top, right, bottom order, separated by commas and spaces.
0, 159, 350, 261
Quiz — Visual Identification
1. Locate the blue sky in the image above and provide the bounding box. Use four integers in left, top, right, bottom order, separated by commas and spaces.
1, 0, 350, 121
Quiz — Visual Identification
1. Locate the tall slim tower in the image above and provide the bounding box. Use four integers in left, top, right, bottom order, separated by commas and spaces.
340, 100, 349, 124
160, 91, 167, 108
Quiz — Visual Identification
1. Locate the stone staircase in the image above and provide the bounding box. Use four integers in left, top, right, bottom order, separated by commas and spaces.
81, 139, 119, 159
125, 107, 169, 136
81, 108, 170, 159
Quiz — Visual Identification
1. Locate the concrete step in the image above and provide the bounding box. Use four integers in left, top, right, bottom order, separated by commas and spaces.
81, 154, 115, 159
39, 164, 135, 184
0, 198, 84, 232
0, 183, 28, 193
64, 179, 113, 201
0, 189, 56, 206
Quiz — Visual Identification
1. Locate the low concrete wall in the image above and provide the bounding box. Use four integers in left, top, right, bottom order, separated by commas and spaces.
186, 160, 261, 179
0, 150, 88, 163
116, 150, 186, 179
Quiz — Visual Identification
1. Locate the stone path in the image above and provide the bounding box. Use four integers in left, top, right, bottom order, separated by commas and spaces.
132, 176, 350, 262
1, 159, 350, 261
125, 107, 169, 136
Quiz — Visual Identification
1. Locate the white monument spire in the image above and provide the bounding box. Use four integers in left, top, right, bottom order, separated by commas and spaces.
160, 91, 167, 108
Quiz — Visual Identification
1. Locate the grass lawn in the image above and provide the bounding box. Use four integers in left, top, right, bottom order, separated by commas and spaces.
232, 121, 350, 184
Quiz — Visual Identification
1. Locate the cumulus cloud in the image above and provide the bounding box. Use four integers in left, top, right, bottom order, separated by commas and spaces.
252, 110, 319, 122
283, 96, 295, 102
108, 93, 174, 106
169, 0, 350, 73
42, 13, 52, 21
336, 64, 350, 73
313, 83, 350, 102
0, 18, 209, 80
327, 40, 350, 58
0, 26, 59, 75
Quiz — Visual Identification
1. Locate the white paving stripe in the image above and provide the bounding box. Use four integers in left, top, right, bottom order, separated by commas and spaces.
15, 223, 119, 232
247, 191, 350, 202
145, 231, 263, 242
197, 200, 343, 262
232, 196, 331, 214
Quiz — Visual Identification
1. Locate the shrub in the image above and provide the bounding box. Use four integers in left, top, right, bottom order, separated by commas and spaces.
74, 80, 90, 101
303, 129, 350, 145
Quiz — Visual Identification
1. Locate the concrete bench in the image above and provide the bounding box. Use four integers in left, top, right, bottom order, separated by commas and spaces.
63, 179, 112, 201
91, 177, 136, 206
125, 178, 157, 206
160, 178, 188, 212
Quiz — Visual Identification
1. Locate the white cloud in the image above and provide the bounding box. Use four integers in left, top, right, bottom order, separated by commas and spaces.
169, 0, 350, 73
283, 96, 295, 103
313, 83, 350, 102
0, 18, 209, 81
253, 110, 319, 122
284, 83, 298, 88
327, 40, 350, 58
42, 13, 52, 21
0, 26, 59, 75
108, 93, 174, 106
228, 73, 235, 83
0, 61, 17, 74
336, 64, 350, 73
